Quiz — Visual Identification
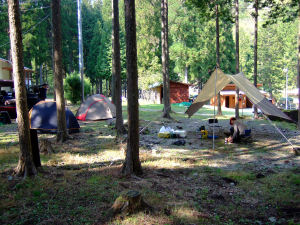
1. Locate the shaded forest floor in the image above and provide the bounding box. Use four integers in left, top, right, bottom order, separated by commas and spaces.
0, 104, 299, 225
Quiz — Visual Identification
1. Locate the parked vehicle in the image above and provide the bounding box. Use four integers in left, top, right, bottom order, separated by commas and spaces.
189, 95, 198, 103
278, 97, 296, 110
0, 80, 40, 119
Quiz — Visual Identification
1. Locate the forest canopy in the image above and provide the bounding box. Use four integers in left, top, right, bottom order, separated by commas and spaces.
0, 0, 298, 99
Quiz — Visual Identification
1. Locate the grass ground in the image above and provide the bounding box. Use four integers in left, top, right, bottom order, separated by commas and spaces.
0, 104, 299, 225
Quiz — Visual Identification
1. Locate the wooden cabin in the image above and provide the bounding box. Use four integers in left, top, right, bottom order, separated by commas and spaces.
210, 83, 264, 109
142, 81, 190, 104
0, 58, 33, 86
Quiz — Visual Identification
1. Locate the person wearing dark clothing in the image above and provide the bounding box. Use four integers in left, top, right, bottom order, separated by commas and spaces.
38, 84, 48, 101
226, 117, 246, 143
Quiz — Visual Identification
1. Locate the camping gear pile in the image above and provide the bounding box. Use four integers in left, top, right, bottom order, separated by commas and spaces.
158, 126, 187, 138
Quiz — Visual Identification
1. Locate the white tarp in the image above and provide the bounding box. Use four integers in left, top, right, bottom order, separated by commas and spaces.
186, 69, 291, 121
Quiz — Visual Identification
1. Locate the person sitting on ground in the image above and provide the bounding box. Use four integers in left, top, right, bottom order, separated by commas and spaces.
225, 117, 247, 143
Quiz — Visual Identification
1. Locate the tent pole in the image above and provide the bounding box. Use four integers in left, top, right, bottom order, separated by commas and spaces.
213, 68, 217, 150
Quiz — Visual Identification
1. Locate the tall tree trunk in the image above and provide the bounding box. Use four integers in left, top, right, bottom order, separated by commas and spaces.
184, 66, 188, 83
216, 4, 222, 116
51, 13, 56, 102
52, 0, 68, 142
100, 79, 103, 94
235, 0, 240, 118
122, 0, 142, 176
39, 64, 43, 85
8, 0, 37, 177
253, 0, 259, 119
69, 50, 73, 73
297, 2, 300, 130
112, 0, 126, 135
106, 79, 109, 96
161, 0, 171, 118
77, 0, 84, 102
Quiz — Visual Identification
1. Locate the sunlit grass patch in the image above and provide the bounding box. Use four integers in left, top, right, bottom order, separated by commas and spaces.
0, 132, 19, 148
171, 204, 209, 224
112, 212, 171, 225
142, 157, 188, 169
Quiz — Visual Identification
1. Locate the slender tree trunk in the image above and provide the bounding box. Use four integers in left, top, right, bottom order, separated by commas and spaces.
100, 79, 103, 94
122, 0, 142, 176
77, 0, 84, 102
52, 0, 68, 142
39, 64, 43, 85
161, 0, 171, 118
297, 2, 300, 130
112, 0, 126, 135
8, 0, 37, 177
216, 4, 222, 116
106, 79, 109, 96
253, 0, 259, 119
51, 19, 56, 102
69, 51, 74, 73
235, 0, 240, 118
184, 66, 188, 83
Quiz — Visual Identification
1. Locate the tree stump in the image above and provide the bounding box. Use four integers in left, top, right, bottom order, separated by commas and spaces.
39, 139, 54, 155
109, 190, 152, 216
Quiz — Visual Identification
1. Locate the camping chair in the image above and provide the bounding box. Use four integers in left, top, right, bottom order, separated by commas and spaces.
207, 118, 222, 134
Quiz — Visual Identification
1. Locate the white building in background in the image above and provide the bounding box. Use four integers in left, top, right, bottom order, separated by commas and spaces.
0, 58, 33, 86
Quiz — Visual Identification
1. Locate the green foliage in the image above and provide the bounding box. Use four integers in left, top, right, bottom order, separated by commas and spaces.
64, 72, 91, 104
171, 0, 235, 84
239, 3, 298, 99
136, 0, 162, 89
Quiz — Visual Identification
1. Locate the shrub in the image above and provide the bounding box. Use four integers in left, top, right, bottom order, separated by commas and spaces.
64, 72, 91, 104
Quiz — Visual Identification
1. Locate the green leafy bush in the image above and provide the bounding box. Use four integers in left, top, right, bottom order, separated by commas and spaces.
64, 72, 91, 104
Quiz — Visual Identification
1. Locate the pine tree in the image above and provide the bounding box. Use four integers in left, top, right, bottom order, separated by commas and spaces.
122, 0, 142, 176
52, 0, 68, 142
8, 0, 37, 177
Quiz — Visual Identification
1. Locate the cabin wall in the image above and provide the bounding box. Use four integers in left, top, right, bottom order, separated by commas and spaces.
0, 60, 12, 80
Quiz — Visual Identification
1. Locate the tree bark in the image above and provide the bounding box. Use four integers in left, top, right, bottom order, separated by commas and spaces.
216, 4, 222, 116
253, 0, 259, 119
161, 0, 171, 118
112, 0, 126, 135
52, 0, 68, 142
39, 64, 43, 85
8, 0, 37, 177
122, 0, 142, 176
100, 79, 103, 94
235, 0, 240, 118
297, 1, 300, 130
77, 0, 84, 102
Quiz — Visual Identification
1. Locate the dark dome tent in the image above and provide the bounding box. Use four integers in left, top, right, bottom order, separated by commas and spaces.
29, 101, 80, 133
76, 94, 116, 121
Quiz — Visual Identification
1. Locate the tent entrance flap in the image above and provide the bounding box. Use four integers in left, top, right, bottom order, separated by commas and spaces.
186, 69, 291, 121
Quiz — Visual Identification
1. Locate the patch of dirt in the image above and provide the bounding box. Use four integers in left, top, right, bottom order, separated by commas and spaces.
139, 117, 300, 172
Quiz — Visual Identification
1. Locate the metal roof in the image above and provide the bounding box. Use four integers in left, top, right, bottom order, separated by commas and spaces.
0, 57, 33, 72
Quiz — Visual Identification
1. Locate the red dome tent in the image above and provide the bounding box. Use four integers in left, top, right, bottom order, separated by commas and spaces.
76, 94, 116, 121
